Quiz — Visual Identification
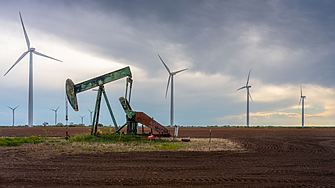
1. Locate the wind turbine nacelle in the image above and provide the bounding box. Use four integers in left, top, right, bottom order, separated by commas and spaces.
29, 48, 35, 52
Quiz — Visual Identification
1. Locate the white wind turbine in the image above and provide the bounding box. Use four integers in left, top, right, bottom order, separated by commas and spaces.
88, 109, 93, 125
158, 54, 187, 138
79, 115, 85, 125
299, 85, 306, 127
50, 106, 60, 125
237, 69, 253, 127
7, 105, 19, 126
4, 12, 62, 127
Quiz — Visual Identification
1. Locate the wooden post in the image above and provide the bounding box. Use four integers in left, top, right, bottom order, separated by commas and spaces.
209, 129, 211, 143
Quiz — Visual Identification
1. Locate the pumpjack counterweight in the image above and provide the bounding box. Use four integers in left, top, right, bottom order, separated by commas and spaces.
65, 66, 170, 137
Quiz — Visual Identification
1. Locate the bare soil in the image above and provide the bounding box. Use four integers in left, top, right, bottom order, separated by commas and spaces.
1, 127, 335, 187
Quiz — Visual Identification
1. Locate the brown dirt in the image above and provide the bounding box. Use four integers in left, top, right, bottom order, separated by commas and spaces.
1, 127, 335, 187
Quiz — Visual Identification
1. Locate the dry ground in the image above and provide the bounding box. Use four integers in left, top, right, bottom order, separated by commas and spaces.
1, 127, 335, 187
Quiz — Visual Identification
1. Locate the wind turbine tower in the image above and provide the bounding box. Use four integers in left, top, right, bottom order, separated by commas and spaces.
158, 54, 187, 138
7, 105, 19, 126
4, 12, 62, 127
50, 106, 60, 125
299, 86, 306, 127
237, 69, 253, 127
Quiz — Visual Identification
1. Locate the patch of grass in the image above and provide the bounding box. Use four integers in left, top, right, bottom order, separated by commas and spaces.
153, 143, 185, 150
83, 147, 92, 151
48, 140, 61, 143
0, 136, 42, 147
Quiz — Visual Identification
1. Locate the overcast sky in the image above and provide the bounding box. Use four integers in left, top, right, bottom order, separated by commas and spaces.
1, 0, 335, 127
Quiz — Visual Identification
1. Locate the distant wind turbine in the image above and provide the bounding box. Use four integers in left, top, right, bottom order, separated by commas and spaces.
88, 109, 93, 125
158, 54, 187, 138
7, 105, 19, 126
79, 115, 85, 125
237, 69, 253, 127
299, 85, 306, 127
4, 12, 62, 127
50, 106, 60, 125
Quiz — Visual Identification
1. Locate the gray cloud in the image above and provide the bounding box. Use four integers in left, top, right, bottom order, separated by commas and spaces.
16, 0, 334, 85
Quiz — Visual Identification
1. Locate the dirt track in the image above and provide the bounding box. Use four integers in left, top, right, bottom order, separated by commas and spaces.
1, 127, 335, 187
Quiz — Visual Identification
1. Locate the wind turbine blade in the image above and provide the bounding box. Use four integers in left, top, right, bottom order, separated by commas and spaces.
173, 68, 188, 75
157, 54, 171, 74
165, 75, 171, 99
33, 51, 62, 62
19, 12, 30, 49
14, 105, 19, 110
249, 92, 253, 101
236, 86, 246, 91
246, 69, 251, 86
300, 85, 303, 97
56, 106, 60, 111
7, 106, 14, 110
4, 51, 29, 76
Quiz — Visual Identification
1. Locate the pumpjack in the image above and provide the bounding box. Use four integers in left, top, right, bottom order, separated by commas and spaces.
66, 66, 170, 136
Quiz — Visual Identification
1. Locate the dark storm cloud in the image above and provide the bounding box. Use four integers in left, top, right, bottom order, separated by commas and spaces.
10, 0, 334, 87
4, 0, 335, 87
52, 0, 335, 86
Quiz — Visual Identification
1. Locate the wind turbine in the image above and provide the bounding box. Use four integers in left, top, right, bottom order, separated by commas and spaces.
4, 12, 62, 127
299, 85, 306, 127
237, 69, 253, 127
79, 115, 85, 125
7, 105, 19, 126
50, 106, 60, 125
88, 109, 93, 125
158, 54, 187, 138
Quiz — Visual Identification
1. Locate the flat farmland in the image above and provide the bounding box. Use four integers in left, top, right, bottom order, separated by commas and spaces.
1, 127, 335, 187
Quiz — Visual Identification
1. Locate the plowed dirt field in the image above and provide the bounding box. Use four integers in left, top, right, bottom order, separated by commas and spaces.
1, 127, 335, 187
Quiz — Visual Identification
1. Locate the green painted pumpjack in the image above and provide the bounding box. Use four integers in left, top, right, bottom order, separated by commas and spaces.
65, 66, 170, 136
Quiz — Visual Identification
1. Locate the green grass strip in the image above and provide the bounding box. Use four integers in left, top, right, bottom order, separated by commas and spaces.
0, 136, 42, 147
70, 133, 173, 144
